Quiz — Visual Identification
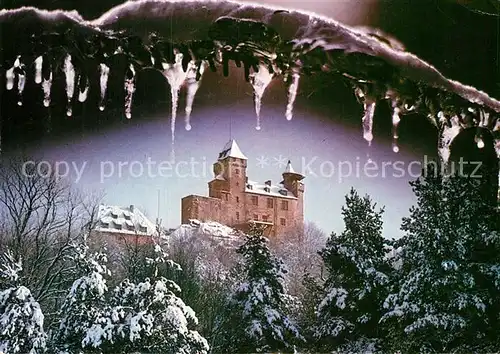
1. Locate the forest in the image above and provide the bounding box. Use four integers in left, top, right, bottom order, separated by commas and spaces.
0, 158, 499, 353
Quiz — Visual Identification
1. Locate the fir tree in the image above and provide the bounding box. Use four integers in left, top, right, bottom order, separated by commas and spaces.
314, 188, 390, 352
0, 251, 47, 354
82, 244, 210, 354
53, 243, 109, 353
220, 224, 303, 352
381, 166, 500, 352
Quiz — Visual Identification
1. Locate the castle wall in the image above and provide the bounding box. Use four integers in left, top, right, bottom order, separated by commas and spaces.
181, 195, 223, 224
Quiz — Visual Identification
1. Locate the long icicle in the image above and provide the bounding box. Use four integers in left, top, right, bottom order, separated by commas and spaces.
362, 99, 376, 146
391, 105, 401, 153
17, 65, 25, 106
42, 71, 53, 107
184, 61, 206, 131
99, 63, 110, 111
64, 54, 76, 116
162, 51, 189, 146
285, 70, 300, 121
249, 63, 274, 130
5, 56, 20, 91
124, 63, 136, 119
34, 56, 43, 84
78, 75, 89, 102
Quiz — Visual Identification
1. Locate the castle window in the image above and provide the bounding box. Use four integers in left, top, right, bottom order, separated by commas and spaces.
223, 193, 229, 201
236, 212, 240, 220
267, 198, 273, 208
251, 196, 258, 206
235, 169, 240, 175
253, 214, 258, 220
236, 196, 240, 203
281, 200, 289, 210
262, 215, 268, 222
280, 218, 286, 226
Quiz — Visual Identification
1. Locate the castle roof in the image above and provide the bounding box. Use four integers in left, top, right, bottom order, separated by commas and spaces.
245, 180, 297, 199
218, 139, 247, 160
284, 160, 295, 173
95, 204, 157, 236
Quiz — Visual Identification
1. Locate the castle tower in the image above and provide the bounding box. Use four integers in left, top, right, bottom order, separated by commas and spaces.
208, 140, 248, 225
281, 160, 305, 231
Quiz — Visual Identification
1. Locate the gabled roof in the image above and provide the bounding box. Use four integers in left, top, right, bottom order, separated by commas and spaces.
95, 204, 157, 236
218, 139, 247, 160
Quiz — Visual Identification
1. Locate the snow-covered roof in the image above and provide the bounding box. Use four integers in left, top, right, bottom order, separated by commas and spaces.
171, 219, 243, 240
245, 180, 297, 199
218, 139, 247, 160
95, 204, 157, 236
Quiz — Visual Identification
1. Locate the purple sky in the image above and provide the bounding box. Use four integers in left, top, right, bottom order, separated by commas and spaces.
32, 95, 427, 239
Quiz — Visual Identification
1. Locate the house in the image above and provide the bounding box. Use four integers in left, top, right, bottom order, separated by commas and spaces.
91, 204, 159, 246
181, 140, 305, 237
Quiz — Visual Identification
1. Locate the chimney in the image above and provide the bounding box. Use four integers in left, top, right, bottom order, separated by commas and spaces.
265, 180, 271, 186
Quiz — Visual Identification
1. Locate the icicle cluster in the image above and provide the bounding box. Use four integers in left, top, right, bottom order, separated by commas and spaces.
161, 52, 207, 143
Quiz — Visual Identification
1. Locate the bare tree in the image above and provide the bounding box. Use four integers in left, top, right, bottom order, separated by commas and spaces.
0, 156, 102, 327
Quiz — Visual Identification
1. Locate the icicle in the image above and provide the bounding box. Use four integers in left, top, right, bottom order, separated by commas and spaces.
476, 137, 485, 149
438, 114, 462, 168
184, 61, 206, 131
6, 67, 14, 90
391, 105, 401, 153
285, 71, 300, 121
42, 71, 53, 107
124, 64, 136, 119
162, 51, 189, 144
474, 128, 485, 149
64, 54, 76, 116
249, 63, 274, 130
78, 75, 89, 102
362, 99, 376, 146
34, 56, 43, 84
17, 69, 25, 106
99, 63, 110, 111
5, 56, 20, 90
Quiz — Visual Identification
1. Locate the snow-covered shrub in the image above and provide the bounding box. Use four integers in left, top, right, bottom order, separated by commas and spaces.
0, 251, 47, 354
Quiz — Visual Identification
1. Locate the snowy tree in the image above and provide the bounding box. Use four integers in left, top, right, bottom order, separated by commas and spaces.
81, 243, 210, 354
381, 166, 500, 352
218, 224, 304, 353
313, 188, 391, 352
0, 251, 47, 354
53, 243, 109, 353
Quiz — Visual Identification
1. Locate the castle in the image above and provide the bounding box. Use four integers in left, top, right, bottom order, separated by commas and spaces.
181, 140, 305, 237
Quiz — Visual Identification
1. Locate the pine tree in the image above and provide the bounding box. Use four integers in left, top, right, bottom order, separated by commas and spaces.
0, 251, 47, 354
219, 224, 303, 352
53, 243, 109, 353
82, 243, 210, 353
381, 166, 500, 352
314, 188, 390, 352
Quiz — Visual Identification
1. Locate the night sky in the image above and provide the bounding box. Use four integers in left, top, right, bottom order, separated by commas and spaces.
1, 0, 498, 238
